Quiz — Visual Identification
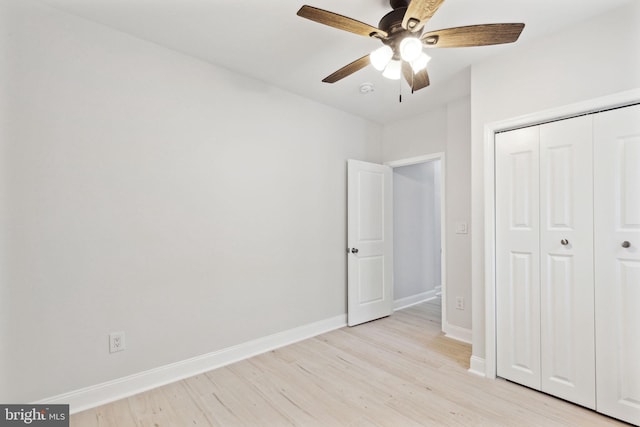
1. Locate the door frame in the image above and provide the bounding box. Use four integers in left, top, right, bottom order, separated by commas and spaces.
482, 88, 640, 379
386, 153, 447, 333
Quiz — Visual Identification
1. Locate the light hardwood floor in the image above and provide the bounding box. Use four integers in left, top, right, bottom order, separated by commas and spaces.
71, 299, 627, 426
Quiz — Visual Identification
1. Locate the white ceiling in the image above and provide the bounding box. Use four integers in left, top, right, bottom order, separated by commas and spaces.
36, 0, 634, 124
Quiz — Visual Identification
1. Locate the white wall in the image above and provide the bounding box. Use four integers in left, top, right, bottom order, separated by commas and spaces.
393, 161, 440, 300
444, 98, 472, 330
383, 95, 472, 331
0, 0, 382, 402
382, 106, 447, 160
470, 2, 640, 362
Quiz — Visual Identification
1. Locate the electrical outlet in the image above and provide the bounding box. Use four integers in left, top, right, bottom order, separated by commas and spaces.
109, 331, 126, 353
455, 297, 465, 310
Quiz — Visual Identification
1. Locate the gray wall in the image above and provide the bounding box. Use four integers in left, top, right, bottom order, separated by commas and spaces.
393, 161, 441, 300
0, 0, 382, 402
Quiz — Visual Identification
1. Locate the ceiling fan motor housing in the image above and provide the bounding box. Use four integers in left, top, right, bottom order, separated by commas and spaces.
379, 7, 408, 34
378, 7, 420, 59
389, 0, 410, 9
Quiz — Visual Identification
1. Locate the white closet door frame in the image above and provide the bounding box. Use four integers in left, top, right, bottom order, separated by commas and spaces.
482, 88, 640, 379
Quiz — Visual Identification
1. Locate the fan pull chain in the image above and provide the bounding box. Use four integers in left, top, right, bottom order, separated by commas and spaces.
398, 71, 416, 102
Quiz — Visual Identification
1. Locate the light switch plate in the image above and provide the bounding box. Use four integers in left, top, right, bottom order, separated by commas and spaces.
456, 222, 468, 234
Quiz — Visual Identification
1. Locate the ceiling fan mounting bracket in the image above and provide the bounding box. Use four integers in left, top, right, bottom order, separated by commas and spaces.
423, 35, 439, 45
406, 18, 421, 31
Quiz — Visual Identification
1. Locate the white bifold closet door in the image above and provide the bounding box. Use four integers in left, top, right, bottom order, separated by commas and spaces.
496, 126, 541, 390
539, 116, 595, 408
593, 104, 640, 425
496, 104, 640, 424
496, 116, 596, 408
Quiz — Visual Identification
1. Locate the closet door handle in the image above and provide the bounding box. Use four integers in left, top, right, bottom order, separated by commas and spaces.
561, 239, 569, 246
351, 248, 359, 254
622, 241, 631, 248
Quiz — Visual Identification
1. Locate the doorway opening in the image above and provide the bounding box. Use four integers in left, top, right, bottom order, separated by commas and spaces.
387, 154, 446, 331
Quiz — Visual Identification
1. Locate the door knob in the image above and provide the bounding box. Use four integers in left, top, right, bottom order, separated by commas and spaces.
561, 239, 569, 246
351, 248, 359, 254
622, 241, 631, 248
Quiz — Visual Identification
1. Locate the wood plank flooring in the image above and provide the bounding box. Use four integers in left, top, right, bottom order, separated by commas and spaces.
71, 299, 627, 426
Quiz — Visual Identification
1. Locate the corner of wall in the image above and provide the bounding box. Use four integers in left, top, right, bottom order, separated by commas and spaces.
468, 356, 486, 377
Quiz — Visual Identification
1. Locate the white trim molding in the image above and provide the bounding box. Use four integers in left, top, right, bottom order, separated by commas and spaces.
393, 290, 438, 311
443, 321, 472, 344
468, 356, 487, 377
36, 315, 347, 414
384, 153, 444, 168
483, 88, 640, 379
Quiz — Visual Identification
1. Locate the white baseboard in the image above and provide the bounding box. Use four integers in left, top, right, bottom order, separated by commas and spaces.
393, 290, 438, 311
36, 314, 347, 414
468, 356, 486, 377
442, 321, 472, 344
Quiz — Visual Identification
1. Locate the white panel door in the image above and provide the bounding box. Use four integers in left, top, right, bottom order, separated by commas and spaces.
593, 104, 640, 426
496, 126, 541, 390
539, 116, 595, 408
347, 160, 393, 327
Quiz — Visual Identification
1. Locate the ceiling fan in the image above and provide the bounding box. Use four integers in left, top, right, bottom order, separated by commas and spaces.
297, 0, 524, 92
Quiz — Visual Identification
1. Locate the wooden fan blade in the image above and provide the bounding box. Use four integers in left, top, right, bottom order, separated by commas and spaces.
402, 0, 446, 33
297, 5, 388, 38
402, 62, 430, 92
421, 23, 525, 48
322, 55, 370, 83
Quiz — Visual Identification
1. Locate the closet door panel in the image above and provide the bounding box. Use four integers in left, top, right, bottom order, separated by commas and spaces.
594, 104, 640, 426
539, 116, 595, 408
496, 126, 541, 390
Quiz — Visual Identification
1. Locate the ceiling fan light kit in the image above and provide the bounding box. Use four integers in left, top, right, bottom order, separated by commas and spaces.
399, 37, 423, 62
297, 0, 525, 93
370, 45, 394, 71
382, 60, 402, 80
410, 52, 431, 73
